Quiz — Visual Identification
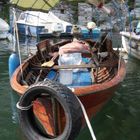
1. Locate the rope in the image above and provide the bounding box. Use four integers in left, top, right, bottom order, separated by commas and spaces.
123, 1, 132, 55
16, 101, 33, 110
76, 97, 97, 140
117, 44, 123, 75
101, 33, 109, 45
115, 0, 124, 74
13, 8, 24, 81
12, 8, 16, 52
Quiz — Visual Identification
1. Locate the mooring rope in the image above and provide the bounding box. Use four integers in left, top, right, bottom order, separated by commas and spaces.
76, 96, 97, 140
16, 101, 33, 110
117, 44, 123, 75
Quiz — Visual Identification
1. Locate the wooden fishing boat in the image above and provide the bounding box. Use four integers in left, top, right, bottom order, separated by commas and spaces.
120, 31, 140, 59
10, 33, 126, 140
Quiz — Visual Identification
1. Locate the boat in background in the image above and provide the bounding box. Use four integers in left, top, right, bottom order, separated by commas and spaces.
0, 18, 10, 39
17, 11, 72, 37
120, 31, 140, 59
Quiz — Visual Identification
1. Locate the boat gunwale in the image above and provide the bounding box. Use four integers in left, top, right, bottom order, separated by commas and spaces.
121, 33, 140, 59
120, 31, 140, 41
10, 54, 126, 96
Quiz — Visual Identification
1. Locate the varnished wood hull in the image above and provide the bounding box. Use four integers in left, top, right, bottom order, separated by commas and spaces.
11, 55, 126, 117
10, 39, 126, 137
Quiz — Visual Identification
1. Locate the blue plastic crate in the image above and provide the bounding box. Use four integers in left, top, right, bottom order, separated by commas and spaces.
81, 27, 101, 40
70, 71, 92, 87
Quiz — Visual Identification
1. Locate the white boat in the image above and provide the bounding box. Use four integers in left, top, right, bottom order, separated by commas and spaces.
16, 11, 72, 37
0, 18, 10, 39
120, 31, 140, 60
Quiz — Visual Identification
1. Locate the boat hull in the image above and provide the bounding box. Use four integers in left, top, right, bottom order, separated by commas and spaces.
16, 11, 72, 37
79, 86, 116, 118
121, 31, 140, 59
17, 23, 44, 37
11, 57, 126, 117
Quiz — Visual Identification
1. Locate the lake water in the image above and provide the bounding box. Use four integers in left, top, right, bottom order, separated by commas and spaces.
0, 36, 140, 140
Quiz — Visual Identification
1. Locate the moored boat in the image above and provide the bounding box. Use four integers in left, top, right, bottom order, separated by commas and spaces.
120, 31, 140, 59
10, 33, 126, 140
16, 11, 72, 37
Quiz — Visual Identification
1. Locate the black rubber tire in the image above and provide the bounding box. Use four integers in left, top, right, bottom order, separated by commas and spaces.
18, 79, 82, 140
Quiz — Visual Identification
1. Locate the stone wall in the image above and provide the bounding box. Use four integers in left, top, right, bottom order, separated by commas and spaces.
78, 3, 92, 26
11, 1, 136, 31
51, 2, 94, 26
51, 1, 128, 31
51, 2, 74, 23
130, 0, 140, 20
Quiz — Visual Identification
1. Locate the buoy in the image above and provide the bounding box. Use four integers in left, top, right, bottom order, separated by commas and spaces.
9, 52, 20, 78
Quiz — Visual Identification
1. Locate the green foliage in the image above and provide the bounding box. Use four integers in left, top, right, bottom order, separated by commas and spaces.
0, 4, 9, 23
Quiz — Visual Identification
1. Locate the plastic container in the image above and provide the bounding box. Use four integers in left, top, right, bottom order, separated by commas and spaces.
66, 25, 72, 33
92, 27, 101, 40
81, 28, 89, 39
59, 69, 73, 85
81, 27, 101, 40
58, 53, 82, 85
70, 71, 92, 87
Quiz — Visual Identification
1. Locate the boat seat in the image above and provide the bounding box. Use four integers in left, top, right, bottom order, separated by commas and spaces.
96, 67, 114, 83
25, 71, 36, 85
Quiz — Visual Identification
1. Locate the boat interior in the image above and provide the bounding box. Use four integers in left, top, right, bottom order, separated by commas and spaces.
18, 35, 120, 88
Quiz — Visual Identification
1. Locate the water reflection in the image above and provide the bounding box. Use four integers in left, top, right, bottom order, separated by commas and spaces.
9, 90, 19, 124
18, 35, 38, 56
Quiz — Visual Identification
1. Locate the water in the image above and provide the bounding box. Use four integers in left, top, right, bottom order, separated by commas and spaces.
77, 58, 140, 140
0, 37, 140, 140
